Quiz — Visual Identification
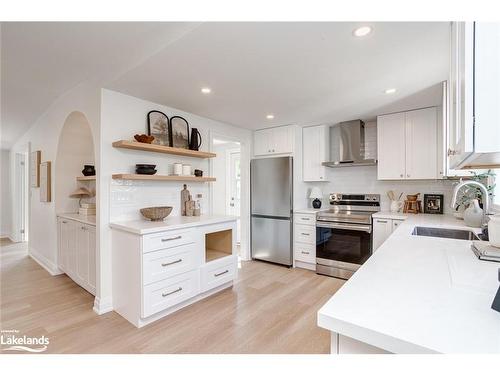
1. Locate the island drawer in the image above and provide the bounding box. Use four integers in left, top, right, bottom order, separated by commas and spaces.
142, 270, 199, 318
142, 243, 200, 285
143, 229, 195, 253
200, 255, 237, 293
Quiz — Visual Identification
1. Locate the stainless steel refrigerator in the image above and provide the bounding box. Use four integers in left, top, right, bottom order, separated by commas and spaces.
251, 156, 293, 266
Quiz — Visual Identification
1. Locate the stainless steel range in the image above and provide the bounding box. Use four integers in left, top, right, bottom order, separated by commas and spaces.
316, 193, 380, 279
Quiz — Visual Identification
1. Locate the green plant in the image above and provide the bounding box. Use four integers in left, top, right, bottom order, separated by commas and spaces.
455, 170, 496, 208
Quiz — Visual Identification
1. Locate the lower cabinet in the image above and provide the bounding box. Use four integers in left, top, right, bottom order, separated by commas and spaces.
57, 216, 96, 295
112, 220, 238, 328
373, 217, 405, 251
293, 212, 317, 269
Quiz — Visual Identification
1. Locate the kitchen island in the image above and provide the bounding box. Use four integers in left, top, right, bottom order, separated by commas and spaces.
317, 213, 500, 354
110, 215, 238, 327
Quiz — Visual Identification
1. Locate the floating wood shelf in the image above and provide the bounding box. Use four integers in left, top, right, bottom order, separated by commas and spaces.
112, 174, 216, 182
112, 140, 216, 159
76, 176, 96, 181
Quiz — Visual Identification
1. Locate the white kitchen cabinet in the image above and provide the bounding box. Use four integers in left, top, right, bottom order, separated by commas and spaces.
448, 22, 500, 169
373, 217, 406, 251
111, 219, 238, 328
57, 216, 96, 295
254, 126, 294, 156
373, 218, 393, 251
293, 212, 316, 269
377, 112, 406, 180
377, 107, 438, 180
303, 125, 329, 181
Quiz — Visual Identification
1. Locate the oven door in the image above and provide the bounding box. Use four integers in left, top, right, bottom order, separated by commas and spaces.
316, 221, 373, 271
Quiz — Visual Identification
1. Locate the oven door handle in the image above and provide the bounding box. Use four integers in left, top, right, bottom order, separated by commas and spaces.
316, 222, 372, 233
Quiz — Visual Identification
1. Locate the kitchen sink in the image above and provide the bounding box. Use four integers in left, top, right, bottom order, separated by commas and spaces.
411, 226, 480, 241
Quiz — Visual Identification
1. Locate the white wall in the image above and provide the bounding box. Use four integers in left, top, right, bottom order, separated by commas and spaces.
100, 89, 252, 308
1, 150, 11, 237
9, 83, 101, 282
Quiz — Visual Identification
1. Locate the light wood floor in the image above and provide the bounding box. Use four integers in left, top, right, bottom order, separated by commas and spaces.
0, 243, 344, 354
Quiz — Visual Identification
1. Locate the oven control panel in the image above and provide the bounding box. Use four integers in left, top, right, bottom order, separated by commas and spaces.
329, 193, 380, 203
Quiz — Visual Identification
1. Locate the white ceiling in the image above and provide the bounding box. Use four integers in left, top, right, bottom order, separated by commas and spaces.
1, 22, 450, 149
0, 22, 199, 149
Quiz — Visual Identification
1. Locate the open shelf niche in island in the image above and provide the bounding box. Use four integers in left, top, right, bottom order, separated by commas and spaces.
205, 229, 233, 262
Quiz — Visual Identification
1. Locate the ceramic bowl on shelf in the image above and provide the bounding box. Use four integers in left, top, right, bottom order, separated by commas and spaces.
140, 206, 173, 221
136, 164, 157, 175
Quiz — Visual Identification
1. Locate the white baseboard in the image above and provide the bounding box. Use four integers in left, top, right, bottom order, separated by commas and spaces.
294, 260, 316, 271
29, 248, 64, 276
93, 296, 113, 315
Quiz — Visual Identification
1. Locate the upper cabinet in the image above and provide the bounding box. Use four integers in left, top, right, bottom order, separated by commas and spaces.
377, 107, 438, 180
254, 126, 295, 156
448, 22, 500, 169
302, 125, 329, 182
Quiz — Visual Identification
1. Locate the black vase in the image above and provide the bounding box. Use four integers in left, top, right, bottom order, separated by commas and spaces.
82, 165, 96, 176
312, 198, 322, 209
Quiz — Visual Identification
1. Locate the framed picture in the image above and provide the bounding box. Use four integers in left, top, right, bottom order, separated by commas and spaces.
424, 194, 444, 214
147, 110, 170, 146
30, 150, 41, 187
170, 116, 190, 149
40, 161, 51, 202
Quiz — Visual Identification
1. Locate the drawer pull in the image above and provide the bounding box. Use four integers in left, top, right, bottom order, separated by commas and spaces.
376, 220, 388, 223
62, 221, 68, 224
301, 233, 310, 236
214, 270, 229, 277
161, 235, 182, 242
301, 218, 310, 221
162, 287, 182, 297
301, 251, 310, 254
161, 259, 182, 267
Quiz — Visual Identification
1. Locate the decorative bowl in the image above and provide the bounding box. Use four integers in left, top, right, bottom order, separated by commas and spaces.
140, 206, 173, 221
134, 134, 155, 144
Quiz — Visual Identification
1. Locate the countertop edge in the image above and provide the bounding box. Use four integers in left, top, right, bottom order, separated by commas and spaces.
57, 213, 96, 226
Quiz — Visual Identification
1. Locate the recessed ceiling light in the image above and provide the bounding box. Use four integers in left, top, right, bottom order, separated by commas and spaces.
385, 88, 397, 94
201, 87, 211, 94
353, 26, 372, 37
266, 114, 275, 120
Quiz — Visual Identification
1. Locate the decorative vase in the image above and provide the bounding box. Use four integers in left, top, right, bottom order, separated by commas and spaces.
312, 198, 322, 209
463, 199, 483, 228
82, 165, 95, 176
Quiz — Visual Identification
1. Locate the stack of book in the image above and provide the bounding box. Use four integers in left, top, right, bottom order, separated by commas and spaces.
471, 241, 500, 263
79, 203, 96, 216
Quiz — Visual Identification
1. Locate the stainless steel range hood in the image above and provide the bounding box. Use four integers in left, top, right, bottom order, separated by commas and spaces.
322, 120, 377, 168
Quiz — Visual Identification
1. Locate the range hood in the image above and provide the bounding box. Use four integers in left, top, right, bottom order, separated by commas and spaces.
322, 120, 377, 168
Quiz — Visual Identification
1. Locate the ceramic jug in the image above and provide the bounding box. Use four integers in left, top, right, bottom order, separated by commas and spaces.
464, 199, 483, 228
390, 200, 403, 213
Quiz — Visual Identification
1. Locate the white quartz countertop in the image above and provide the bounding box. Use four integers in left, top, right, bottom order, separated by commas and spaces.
110, 215, 237, 235
372, 211, 410, 220
58, 213, 96, 226
317, 213, 500, 353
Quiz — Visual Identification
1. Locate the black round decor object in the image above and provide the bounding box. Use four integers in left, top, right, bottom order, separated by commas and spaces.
312, 198, 322, 209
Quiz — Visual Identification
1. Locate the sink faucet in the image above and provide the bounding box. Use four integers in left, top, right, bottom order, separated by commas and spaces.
450, 179, 491, 224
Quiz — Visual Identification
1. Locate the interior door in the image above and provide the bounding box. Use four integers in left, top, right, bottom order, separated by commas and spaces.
228, 150, 241, 244
405, 107, 438, 179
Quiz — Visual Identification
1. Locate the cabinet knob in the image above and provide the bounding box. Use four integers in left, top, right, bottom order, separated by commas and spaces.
407, 174, 410, 178
272, 149, 275, 152
320, 176, 323, 179
447, 148, 458, 156
400, 174, 403, 178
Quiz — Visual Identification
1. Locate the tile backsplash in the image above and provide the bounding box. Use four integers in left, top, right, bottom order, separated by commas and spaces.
110, 180, 208, 221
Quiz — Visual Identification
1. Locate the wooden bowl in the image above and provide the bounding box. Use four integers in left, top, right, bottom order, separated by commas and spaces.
140, 206, 172, 221
134, 134, 155, 144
